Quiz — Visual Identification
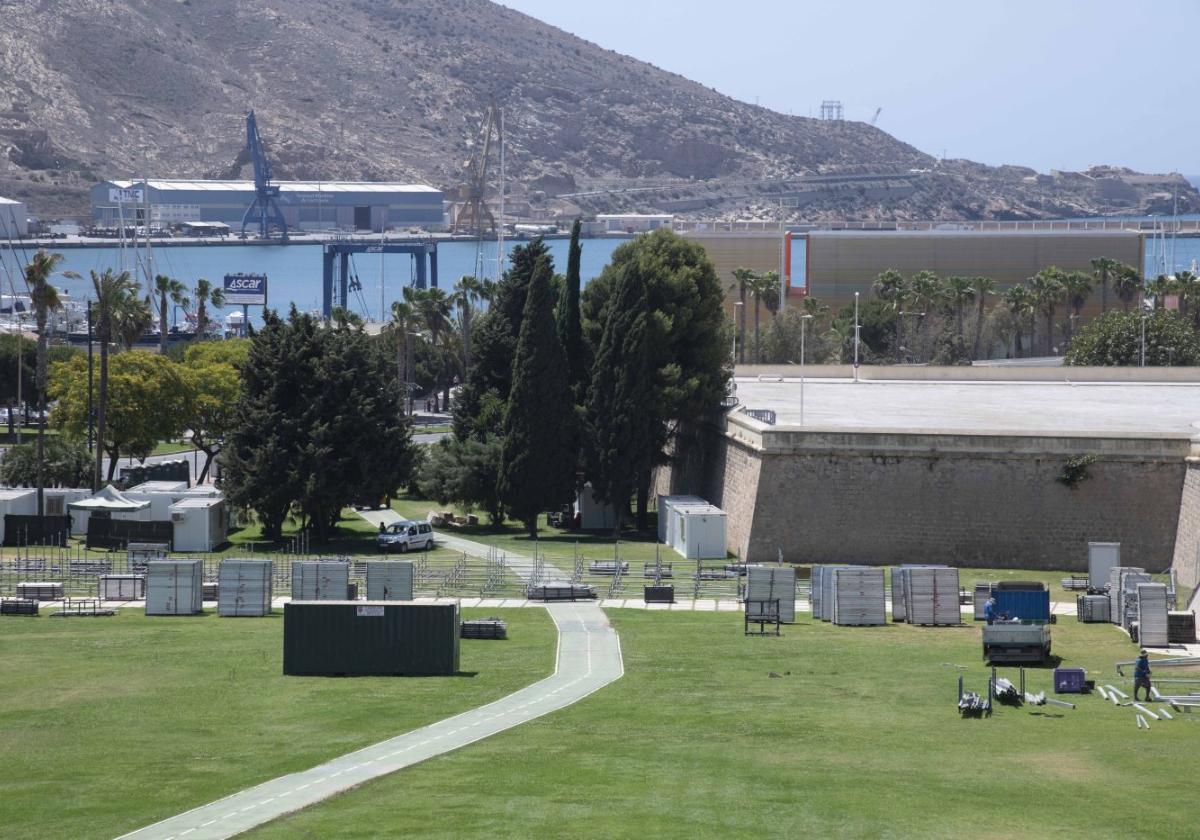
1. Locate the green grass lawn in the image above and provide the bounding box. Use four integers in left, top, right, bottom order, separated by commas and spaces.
0, 607, 556, 839
252, 610, 1199, 839
150, 439, 198, 456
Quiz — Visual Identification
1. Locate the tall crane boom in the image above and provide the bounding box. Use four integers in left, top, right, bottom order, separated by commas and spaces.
240, 110, 288, 240
452, 103, 498, 240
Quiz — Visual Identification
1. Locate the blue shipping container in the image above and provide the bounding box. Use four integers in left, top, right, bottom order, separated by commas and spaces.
993, 589, 1051, 623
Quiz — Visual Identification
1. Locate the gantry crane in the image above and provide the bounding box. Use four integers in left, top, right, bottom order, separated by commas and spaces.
452, 103, 498, 238
240, 110, 288, 241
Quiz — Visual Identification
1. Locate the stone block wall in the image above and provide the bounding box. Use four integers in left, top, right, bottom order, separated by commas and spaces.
1171, 459, 1200, 591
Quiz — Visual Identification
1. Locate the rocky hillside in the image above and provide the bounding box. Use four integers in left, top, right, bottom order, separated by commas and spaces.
0, 0, 1194, 221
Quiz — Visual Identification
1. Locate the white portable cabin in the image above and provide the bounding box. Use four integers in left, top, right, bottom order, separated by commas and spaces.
656, 494, 704, 544
125, 481, 192, 521
1087, 542, 1120, 590
575, 483, 618, 531
669, 503, 727, 560
0, 488, 36, 543
169, 497, 228, 552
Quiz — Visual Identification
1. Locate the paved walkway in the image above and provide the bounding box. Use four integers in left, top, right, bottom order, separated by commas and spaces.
117, 601, 622, 840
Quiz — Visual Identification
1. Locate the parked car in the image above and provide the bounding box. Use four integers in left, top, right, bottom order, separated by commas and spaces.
376, 520, 435, 553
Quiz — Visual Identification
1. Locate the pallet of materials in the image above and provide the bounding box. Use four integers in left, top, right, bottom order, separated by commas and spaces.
145, 560, 204, 615
365, 560, 414, 601
291, 561, 350, 601
830, 567, 886, 626
1136, 583, 1169, 647
202, 581, 219, 601
745, 565, 796, 623
1108, 567, 1145, 626
642, 563, 673, 579
98, 575, 145, 600
527, 583, 596, 601
461, 617, 508, 639
50, 597, 116, 617
1076, 594, 1111, 623
218, 559, 273, 617
1168, 611, 1196, 644
16, 582, 64, 601
588, 561, 628, 576
1, 598, 38, 616
900, 567, 961, 626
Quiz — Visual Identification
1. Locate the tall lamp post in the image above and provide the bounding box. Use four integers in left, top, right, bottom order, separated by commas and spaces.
853, 291, 861, 382
800, 313, 813, 426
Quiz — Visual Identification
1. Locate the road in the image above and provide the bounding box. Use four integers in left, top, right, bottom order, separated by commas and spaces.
117, 535, 621, 840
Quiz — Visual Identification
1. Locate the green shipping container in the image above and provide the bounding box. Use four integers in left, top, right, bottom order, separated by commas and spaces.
283, 601, 460, 676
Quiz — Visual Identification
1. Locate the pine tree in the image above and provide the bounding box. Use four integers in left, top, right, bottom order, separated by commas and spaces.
585, 267, 658, 533
555, 219, 587, 400
497, 257, 577, 536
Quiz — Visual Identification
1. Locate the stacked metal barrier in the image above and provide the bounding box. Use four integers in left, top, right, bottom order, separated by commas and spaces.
745, 566, 796, 623
146, 560, 203, 615
899, 567, 961, 626
1076, 594, 1111, 623
291, 560, 350, 601
1136, 583, 1169, 647
365, 560, 414, 601
218, 559, 273, 616
830, 567, 886, 626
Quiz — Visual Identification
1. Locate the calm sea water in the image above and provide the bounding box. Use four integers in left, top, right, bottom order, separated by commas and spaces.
1, 226, 1198, 324
0, 238, 629, 325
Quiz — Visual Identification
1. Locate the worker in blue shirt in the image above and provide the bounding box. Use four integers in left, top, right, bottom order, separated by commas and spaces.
1133, 649, 1153, 701
984, 595, 998, 625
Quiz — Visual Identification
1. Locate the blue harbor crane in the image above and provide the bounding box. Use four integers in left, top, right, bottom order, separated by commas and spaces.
321, 239, 439, 319
240, 110, 288, 241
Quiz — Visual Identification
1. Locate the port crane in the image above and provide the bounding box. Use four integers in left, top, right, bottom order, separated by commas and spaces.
240, 110, 288, 241
452, 103, 498, 240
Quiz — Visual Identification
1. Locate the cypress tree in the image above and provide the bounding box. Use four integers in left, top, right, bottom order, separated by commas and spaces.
585, 267, 658, 533
497, 257, 577, 536
555, 218, 587, 400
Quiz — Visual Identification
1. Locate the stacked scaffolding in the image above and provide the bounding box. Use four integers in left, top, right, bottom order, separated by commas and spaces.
830, 567, 886, 626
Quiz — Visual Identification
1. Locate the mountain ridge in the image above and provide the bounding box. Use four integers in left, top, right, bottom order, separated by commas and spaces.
0, 0, 1194, 221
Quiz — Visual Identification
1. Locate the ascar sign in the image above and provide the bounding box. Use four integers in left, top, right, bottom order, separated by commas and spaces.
223, 273, 267, 306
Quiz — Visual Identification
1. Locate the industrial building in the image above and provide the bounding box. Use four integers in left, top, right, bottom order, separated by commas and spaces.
0, 196, 28, 238
685, 228, 1146, 318
89, 179, 444, 233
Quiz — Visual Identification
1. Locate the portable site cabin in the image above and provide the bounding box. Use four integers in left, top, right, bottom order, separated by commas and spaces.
656, 494, 705, 544
669, 503, 727, 560
575, 483, 618, 531
0, 488, 36, 543
169, 497, 228, 552
125, 481, 191, 520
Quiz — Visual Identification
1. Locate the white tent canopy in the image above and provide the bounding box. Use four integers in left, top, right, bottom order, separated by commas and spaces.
68, 484, 150, 512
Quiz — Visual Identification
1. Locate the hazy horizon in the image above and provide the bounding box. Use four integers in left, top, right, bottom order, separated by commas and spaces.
499, 0, 1198, 176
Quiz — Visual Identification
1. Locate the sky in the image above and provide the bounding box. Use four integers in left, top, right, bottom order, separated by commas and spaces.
497, 0, 1198, 175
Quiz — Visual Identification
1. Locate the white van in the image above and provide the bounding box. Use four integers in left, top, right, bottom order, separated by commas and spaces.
376, 520, 434, 553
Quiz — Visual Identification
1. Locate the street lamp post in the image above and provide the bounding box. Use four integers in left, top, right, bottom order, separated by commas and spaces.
800, 314, 813, 426
853, 291, 861, 382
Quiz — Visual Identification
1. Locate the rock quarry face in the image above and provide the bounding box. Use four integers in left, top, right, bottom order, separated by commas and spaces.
0, 0, 1194, 220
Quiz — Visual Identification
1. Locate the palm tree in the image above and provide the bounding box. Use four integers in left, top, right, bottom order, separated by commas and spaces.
1002, 285, 1034, 358
824, 320, 853, 364
747, 271, 779, 363
388, 299, 419, 413
909, 270, 943, 359
1147, 275, 1174, 311
873, 268, 907, 362
87, 268, 140, 487
192, 278, 226, 339
1091, 257, 1119, 314
943, 276, 975, 343
970, 277, 995, 360
24, 251, 63, 518
730, 268, 754, 364
1113, 264, 1143, 312
407, 286, 454, 408
1028, 268, 1066, 355
115, 295, 154, 351
452, 274, 488, 373
1174, 270, 1199, 324
801, 296, 830, 320
152, 274, 188, 354
1061, 270, 1092, 344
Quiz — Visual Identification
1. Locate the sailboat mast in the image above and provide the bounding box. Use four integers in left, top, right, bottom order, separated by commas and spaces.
496, 105, 505, 281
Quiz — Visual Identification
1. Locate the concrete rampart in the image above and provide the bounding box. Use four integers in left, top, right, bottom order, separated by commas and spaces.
1171, 437, 1200, 591
659, 412, 1189, 570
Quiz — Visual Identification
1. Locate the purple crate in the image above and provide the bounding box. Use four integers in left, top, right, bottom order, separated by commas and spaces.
1054, 667, 1086, 694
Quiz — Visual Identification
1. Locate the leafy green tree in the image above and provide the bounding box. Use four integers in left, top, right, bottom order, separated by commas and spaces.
453, 239, 552, 440
24, 251, 63, 515
184, 338, 251, 369
970, 277, 996, 360
1064, 310, 1200, 366
418, 436, 505, 524
153, 274, 189, 355
555, 218, 587, 400
50, 351, 189, 480
497, 258, 576, 536
181, 360, 240, 483
84, 268, 141, 488
581, 229, 728, 525
585, 267, 658, 532
0, 437, 91, 488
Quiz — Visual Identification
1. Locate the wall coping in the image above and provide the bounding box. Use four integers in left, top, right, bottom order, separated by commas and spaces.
736, 364, 1200, 384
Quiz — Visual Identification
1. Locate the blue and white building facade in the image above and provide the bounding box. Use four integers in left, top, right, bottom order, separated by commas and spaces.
0, 196, 28, 237
90, 180, 445, 233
